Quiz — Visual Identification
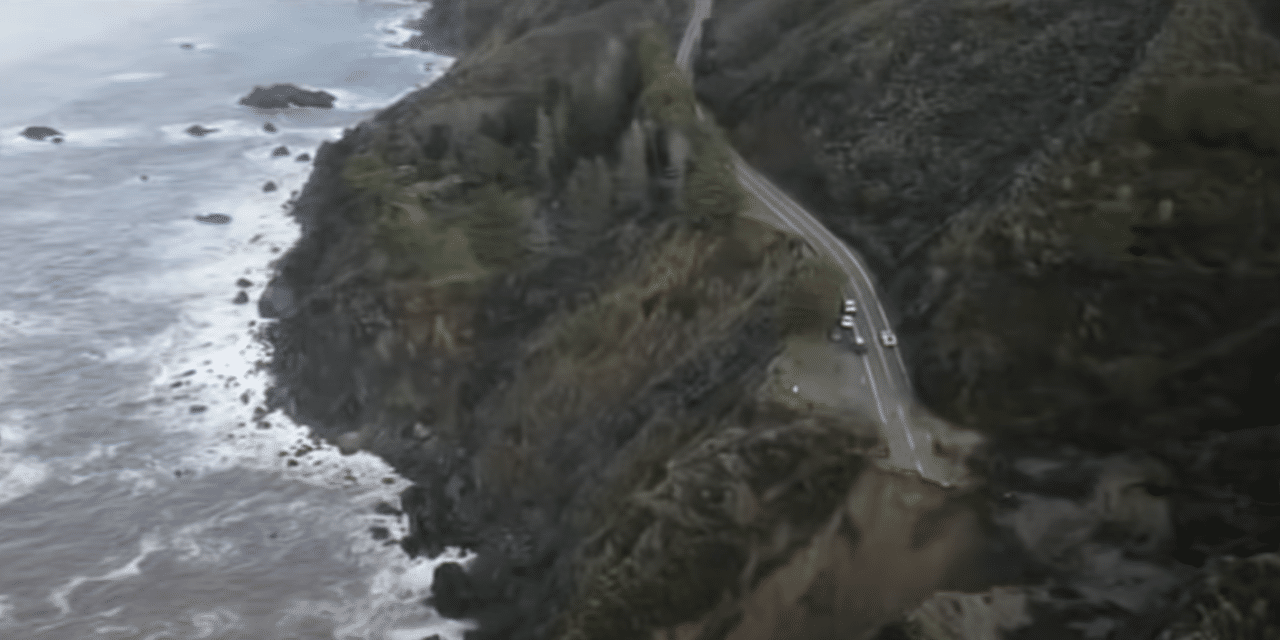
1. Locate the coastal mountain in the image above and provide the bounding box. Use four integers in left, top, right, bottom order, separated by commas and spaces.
259, 0, 1280, 638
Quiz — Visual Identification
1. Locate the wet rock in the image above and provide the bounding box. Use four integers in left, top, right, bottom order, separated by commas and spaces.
374, 501, 402, 516
185, 124, 218, 137
21, 126, 61, 141
263, 181, 278, 192
429, 562, 478, 618
271, 145, 290, 157
239, 84, 336, 109
257, 280, 297, 319
336, 431, 363, 455
263, 122, 277, 133
294, 153, 311, 162
194, 213, 231, 224
233, 291, 249, 304
236, 278, 253, 288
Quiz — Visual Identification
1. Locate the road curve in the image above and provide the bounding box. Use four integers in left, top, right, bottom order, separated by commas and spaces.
674, 0, 967, 486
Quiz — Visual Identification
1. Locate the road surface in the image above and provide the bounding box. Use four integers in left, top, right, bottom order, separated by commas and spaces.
675, 0, 968, 487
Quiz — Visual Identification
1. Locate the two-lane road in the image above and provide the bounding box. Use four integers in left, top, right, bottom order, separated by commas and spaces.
674, 0, 965, 487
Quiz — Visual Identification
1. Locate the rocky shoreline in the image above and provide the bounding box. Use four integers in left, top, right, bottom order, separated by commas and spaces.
259, 0, 1280, 638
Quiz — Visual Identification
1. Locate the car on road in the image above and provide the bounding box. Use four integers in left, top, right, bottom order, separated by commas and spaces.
880, 329, 898, 347
851, 332, 868, 354
840, 314, 856, 329
843, 298, 857, 315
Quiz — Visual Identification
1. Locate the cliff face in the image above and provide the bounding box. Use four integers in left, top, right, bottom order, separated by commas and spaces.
261, 0, 1280, 638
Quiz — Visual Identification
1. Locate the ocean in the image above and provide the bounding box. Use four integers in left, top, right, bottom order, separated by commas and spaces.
0, 1, 471, 638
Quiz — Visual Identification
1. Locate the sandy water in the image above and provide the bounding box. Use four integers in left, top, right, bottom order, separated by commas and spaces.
0, 2, 471, 638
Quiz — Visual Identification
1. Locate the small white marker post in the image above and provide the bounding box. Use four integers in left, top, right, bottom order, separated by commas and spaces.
792, 385, 799, 393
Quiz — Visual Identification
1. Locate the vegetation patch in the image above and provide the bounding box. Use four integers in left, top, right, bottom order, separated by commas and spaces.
474, 218, 792, 494
554, 417, 875, 640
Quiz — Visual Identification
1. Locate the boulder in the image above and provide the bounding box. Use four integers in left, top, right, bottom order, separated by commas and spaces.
21, 126, 61, 141
239, 84, 336, 109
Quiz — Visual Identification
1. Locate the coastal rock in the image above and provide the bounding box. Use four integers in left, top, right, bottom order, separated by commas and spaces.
194, 213, 231, 224
294, 153, 310, 162
263, 122, 277, 133
336, 431, 363, 454
233, 291, 249, 304
262, 181, 277, 192
239, 84, 336, 109
271, 145, 290, 157
21, 126, 61, 141
257, 280, 297, 319
185, 124, 218, 137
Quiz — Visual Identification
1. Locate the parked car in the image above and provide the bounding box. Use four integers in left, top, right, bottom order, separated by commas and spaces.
880, 329, 898, 347
840, 314, 856, 329
851, 332, 868, 354
843, 298, 857, 315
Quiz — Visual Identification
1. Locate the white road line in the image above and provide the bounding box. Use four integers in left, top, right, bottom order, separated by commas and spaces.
735, 170, 891, 430
735, 159, 926, 476
679, 0, 930, 480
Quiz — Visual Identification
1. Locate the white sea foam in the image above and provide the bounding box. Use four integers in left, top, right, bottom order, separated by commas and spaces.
0, 126, 144, 155
0, 594, 13, 630
96, 106, 473, 637
48, 532, 165, 616
0, 455, 50, 507
107, 71, 165, 83
285, 549, 477, 640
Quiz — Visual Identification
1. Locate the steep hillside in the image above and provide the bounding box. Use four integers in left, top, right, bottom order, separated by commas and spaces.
259, 0, 1280, 638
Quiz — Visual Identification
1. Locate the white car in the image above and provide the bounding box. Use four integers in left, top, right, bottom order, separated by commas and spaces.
840, 314, 856, 329
851, 332, 868, 353
880, 329, 898, 347
843, 298, 857, 315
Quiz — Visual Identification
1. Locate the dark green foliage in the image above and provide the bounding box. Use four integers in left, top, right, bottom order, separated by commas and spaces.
464, 185, 531, 269
776, 259, 845, 337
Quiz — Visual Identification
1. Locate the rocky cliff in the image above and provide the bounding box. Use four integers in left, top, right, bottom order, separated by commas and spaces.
260, 0, 1280, 638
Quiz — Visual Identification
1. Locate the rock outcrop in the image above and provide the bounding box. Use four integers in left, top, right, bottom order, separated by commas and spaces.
261, 0, 1280, 638
239, 84, 336, 109
20, 126, 61, 141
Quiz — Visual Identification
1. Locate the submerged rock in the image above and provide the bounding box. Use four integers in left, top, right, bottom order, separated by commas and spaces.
194, 213, 231, 224
185, 124, 218, 137
239, 84, 336, 109
21, 126, 61, 141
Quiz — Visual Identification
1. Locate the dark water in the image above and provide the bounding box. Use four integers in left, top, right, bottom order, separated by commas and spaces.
0, 2, 471, 638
